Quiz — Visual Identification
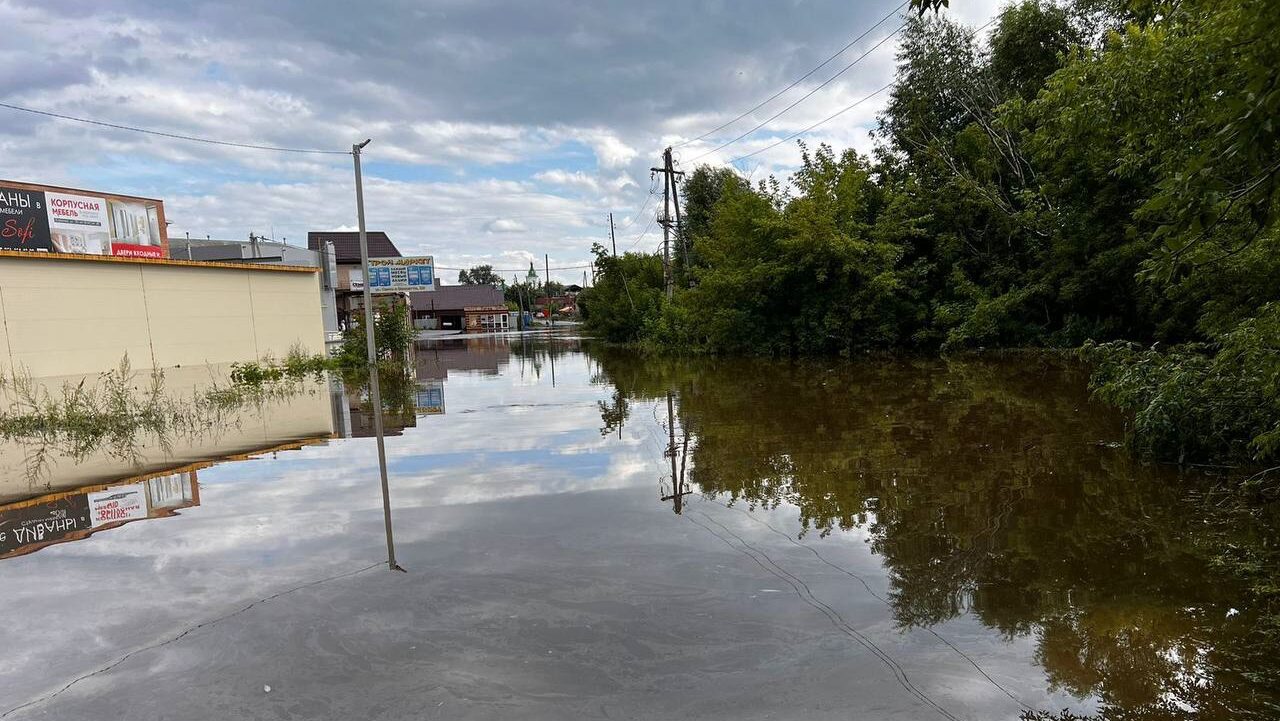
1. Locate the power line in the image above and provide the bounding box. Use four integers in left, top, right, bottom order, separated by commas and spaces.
616, 175, 661, 231
0, 101, 350, 155
688, 23, 904, 162
714, 16, 999, 166
673, 1, 907, 149
623, 213, 658, 253
436, 263, 594, 272
728, 82, 893, 163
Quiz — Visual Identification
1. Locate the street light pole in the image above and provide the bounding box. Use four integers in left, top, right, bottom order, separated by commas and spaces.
353, 138, 401, 572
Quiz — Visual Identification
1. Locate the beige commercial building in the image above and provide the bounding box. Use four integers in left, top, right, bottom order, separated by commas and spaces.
0, 250, 326, 379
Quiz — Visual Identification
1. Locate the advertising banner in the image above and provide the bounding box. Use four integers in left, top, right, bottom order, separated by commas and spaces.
0, 182, 169, 258
416, 379, 445, 415
108, 199, 164, 258
87, 483, 149, 527
368, 256, 434, 293
45, 191, 110, 255
146, 472, 196, 509
0, 186, 53, 253
0, 496, 92, 557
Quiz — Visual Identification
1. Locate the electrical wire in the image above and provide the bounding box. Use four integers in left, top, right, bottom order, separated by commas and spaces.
688, 23, 904, 162
623, 213, 658, 254
673, 1, 907, 149
720, 16, 999, 165
727, 82, 893, 163
435, 263, 595, 272
0, 101, 350, 155
616, 174, 661, 232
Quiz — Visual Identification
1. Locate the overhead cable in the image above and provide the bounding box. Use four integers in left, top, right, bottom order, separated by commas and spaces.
673, 1, 907, 148
0, 101, 350, 155
687, 23, 904, 162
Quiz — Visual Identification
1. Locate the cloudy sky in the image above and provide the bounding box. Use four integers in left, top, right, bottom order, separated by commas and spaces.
0, 0, 1002, 283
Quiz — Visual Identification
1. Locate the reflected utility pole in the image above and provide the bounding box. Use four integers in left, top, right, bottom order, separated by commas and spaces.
660, 391, 693, 514
353, 138, 403, 573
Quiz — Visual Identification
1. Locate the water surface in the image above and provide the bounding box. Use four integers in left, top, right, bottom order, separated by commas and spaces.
1, 337, 1274, 720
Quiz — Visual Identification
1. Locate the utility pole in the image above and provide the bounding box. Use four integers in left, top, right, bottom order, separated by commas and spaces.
352, 138, 402, 573
652, 147, 685, 299
513, 274, 525, 330
609, 212, 617, 256
660, 390, 692, 514
671, 163, 689, 287
545, 253, 553, 328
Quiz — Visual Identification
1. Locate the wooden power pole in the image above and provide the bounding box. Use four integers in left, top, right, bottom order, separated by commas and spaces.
652, 147, 685, 298
609, 212, 617, 256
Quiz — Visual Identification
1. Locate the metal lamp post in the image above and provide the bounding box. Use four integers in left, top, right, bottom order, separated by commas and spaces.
352, 138, 402, 572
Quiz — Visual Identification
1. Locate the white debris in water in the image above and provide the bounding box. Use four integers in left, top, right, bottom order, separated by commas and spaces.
263, 685, 272, 693
1227, 608, 1239, 618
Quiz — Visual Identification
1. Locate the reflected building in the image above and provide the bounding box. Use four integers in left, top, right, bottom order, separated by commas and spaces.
0, 470, 199, 561
0, 363, 335, 503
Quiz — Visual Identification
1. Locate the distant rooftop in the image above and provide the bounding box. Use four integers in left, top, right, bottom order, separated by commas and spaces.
411, 284, 504, 311
307, 231, 401, 263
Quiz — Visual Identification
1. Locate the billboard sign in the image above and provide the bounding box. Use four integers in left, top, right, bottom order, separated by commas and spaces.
368, 256, 434, 293
0, 181, 167, 258
0, 496, 92, 557
416, 379, 445, 415
0, 186, 53, 253
87, 483, 148, 527
46, 191, 110, 255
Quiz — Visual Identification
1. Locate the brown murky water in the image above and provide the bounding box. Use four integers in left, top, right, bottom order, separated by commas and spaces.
1, 337, 1275, 720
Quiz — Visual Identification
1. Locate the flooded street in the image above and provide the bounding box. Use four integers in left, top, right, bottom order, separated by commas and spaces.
2, 337, 1275, 720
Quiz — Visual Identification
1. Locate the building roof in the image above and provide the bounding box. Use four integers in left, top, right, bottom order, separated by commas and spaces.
307, 231, 401, 263
411, 284, 504, 311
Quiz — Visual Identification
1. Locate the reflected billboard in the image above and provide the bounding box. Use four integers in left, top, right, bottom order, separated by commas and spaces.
0, 471, 198, 560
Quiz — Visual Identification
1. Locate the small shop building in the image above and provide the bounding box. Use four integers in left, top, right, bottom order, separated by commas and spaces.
411, 284, 509, 332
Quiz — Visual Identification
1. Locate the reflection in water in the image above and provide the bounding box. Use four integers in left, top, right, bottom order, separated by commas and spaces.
0, 360, 334, 503
3, 337, 1275, 721
659, 391, 693, 514
594, 350, 1280, 721
0, 470, 199, 560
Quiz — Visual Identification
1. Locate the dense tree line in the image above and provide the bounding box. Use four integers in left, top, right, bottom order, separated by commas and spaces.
581, 0, 1280, 464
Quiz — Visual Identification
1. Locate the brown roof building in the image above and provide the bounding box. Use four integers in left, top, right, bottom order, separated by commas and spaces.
411, 284, 509, 333
307, 231, 401, 263
307, 231, 404, 329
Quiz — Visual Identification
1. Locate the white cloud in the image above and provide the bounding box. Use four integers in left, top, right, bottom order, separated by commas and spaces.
485, 218, 529, 233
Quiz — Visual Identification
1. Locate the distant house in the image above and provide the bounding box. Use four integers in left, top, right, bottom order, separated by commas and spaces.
307, 231, 402, 329
411, 284, 509, 333
535, 294, 578, 315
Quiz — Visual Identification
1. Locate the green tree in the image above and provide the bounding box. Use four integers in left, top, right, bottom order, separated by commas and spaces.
457, 264, 504, 286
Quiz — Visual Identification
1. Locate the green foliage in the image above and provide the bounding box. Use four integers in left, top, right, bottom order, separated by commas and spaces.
230, 345, 333, 387
579, 243, 665, 343
1085, 303, 1280, 463
583, 0, 1279, 464
457, 264, 504, 286
0, 352, 323, 482
336, 299, 415, 369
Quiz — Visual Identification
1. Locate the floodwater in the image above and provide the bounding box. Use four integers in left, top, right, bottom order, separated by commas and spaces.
1, 336, 1276, 721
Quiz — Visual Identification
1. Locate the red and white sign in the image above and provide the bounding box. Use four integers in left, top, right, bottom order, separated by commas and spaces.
87, 483, 149, 527
108, 199, 164, 258
45, 191, 110, 255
